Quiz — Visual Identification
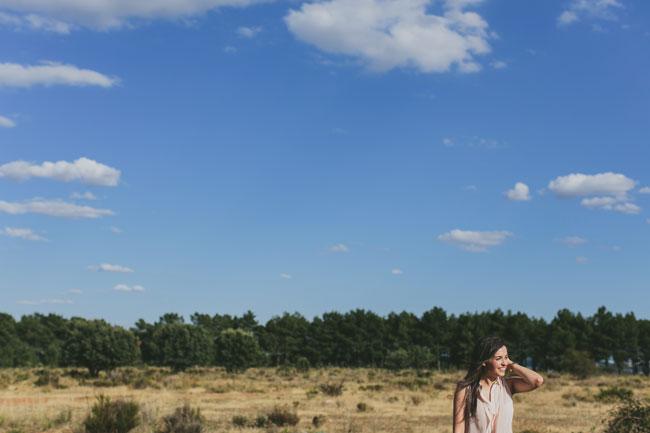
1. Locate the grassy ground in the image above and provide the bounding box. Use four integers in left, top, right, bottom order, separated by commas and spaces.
0, 367, 648, 433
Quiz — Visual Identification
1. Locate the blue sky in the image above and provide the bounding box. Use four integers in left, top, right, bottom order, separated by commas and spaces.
1, 0, 649, 326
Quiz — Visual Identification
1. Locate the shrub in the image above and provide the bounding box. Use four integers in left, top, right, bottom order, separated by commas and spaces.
266, 406, 299, 427
295, 357, 310, 372
603, 399, 650, 433
319, 382, 344, 396
253, 415, 268, 428
83, 395, 140, 433
312, 415, 326, 428
157, 404, 204, 433
231, 415, 248, 428
356, 402, 368, 412
596, 386, 634, 403
34, 369, 61, 388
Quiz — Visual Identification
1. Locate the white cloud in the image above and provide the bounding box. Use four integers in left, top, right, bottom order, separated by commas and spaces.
646, 218, 650, 225
280, 273, 292, 279
70, 191, 97, 200
558, 0, 623, 27
329, 243, 349, 253
285, 0, 492, 73
0, 0, 270, 30
0, 114, 16, 128
237, 25, 262, 38
639, 186, 650, 194
559, 235, 587, 247
109, 226, 123, 234
0, 157, 120, 186
0, 198, 114, 218
548, 172, 635, 197
223, 45, 237, 54
490, 60, 507, 69
0, 11, 71, 32
576, 256, 589, 264
463, 185, 478, 192
391, 268, 403, 275
438, 229, 512, 252
113, 284, 145, 292
89, 263, 134, 273
1, 226, 47, 241
505, 182, 531, 201
67, 288, 83, 294
549, 172, 641, 214
0, 62, 117, 88
580, 196, 640, 214
17, 298, 73, 305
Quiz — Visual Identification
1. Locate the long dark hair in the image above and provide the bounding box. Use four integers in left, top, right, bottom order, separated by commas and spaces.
456, 336, 507, 430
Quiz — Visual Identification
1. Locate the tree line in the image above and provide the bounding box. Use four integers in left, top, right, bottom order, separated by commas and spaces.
1, 306, 648, 376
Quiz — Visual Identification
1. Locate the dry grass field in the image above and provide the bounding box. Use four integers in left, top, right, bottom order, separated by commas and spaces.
0, 367, 648, 433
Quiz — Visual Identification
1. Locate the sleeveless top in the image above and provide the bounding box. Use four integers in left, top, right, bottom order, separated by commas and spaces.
466, 376, 514, 433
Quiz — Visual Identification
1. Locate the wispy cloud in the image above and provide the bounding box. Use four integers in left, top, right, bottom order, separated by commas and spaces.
89, 263, 134, 273
438, 229, 513, 252
505, 182, 531, 201
0, 198, 114, 218
67, 288, 83, 294
0, 114, 16, 128
0, 11, 71, 33
109, 226, 123, 234
286, 0, 492, 73
280, 273, 292, 279
0, 0, 271, 30
558, 0, 623, 27
329, 243, 349, 253
391, 268, 403, 275
0, 62, 118, 88
558, 236, 587, 247
639, 186, 650, 194
0, 157, 120, 186
113, 284, 145, 292
70, 191, 97, 200
1, 226, 48, 241
237, 26, 262, 38
576, 256, 589, 264
442, 136, 505, 149
17, 298, 73, 305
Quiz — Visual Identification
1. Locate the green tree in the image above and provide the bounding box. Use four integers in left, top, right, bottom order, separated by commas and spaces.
215, 328, 263, 372
150, 322, 214, 371
62, 319, 140, 376
0, 313, 35, 367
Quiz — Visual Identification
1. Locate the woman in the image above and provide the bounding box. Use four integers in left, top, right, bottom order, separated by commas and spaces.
452, 336, 544, 433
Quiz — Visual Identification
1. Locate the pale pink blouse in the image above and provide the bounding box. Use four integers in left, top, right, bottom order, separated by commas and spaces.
466, 376, 514, 433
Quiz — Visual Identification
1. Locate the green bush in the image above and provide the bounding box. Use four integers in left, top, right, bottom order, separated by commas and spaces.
157, 404, 204, 433
604, 399, 650, 433
295, 356, 310, 372
83, 395, 140, 433
266, 406, 299, 427
596, 386, 634, 403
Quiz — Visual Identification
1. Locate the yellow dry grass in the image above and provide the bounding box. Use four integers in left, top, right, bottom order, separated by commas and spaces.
0, 367, 648, 433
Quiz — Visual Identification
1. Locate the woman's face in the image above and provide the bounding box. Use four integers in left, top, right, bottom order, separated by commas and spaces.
484, 345, 510, 378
